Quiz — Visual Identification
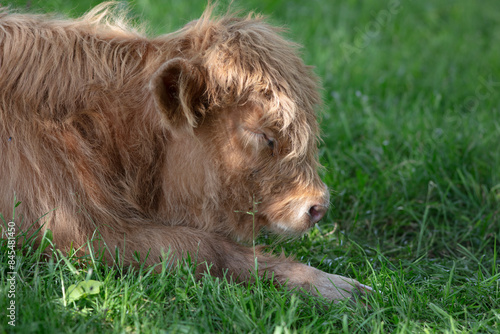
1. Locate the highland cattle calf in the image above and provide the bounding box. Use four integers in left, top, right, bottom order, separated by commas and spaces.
0, 3, 369, 301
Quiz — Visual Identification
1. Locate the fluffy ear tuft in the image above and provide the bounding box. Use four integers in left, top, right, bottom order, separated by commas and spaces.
150, 58, 207, 129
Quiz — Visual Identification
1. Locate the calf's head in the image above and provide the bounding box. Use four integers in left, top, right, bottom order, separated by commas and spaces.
150, 12, 329, 239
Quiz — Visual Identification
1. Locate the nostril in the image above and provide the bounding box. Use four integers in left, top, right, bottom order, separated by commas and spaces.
309, 205, 326, 224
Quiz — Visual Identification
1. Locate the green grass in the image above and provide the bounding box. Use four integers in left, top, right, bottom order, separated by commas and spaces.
2, 0, 499, 333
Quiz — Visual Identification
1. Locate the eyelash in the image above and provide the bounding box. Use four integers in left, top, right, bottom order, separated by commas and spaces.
263, 134, 275, 151
251, 131, 277, 155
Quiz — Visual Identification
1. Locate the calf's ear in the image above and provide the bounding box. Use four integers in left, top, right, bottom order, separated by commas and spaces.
150, 58, 207, 129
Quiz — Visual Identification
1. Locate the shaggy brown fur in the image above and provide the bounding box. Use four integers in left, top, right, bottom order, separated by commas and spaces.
0, 3, 369, 301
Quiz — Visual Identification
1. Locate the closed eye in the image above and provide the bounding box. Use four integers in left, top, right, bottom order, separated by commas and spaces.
247, 130, 277, 155
259, 132, 277, 156
263, 133, 276, 151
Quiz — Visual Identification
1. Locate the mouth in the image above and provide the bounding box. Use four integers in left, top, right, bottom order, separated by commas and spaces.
267, 213, 316, 236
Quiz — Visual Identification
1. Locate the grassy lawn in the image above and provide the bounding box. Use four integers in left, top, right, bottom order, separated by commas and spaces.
1, 0, 499, 333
